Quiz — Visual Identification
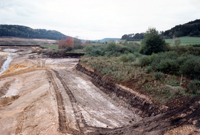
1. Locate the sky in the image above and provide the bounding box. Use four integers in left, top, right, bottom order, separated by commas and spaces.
0, 0, 200, 40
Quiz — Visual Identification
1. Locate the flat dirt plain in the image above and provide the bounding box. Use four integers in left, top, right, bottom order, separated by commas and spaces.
0, 37, 56, 45
0, 47, 199, 135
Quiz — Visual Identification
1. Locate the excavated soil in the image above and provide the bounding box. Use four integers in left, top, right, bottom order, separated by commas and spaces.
0, 48, 199, 135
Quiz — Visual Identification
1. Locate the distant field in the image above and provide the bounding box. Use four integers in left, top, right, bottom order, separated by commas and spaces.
126, 36, 200, 46
165, 36, 200, 45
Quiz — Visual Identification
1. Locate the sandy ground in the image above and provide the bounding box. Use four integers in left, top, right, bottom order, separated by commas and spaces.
0, 37, 56, 44
0, 49, 141, 135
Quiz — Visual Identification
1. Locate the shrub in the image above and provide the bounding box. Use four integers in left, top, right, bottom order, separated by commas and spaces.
83, 45, 93, 55
90, 48, 104, 56
139, 28, 165, 55
177, 56, 190, 65
189, 80, 200, 95
138, 56, 151, 67
180, 56, 200, 79
174, 39, 181, 46
119, 54, 128, 62
153, 72, 164, 80
134, 52, 142, 58
164, 51, 179, 59
65, 47, 72, 52
105, 41, 117, 51
149, 53, 158, 63
163, 42, 170, 52
151, 54, 166, 69
146, 66, 152, 74
127, 53, 136, 62
155, 58, 179, 74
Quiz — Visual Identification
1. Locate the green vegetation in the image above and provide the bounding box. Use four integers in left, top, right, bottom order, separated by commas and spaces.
81, 27, 200, 104
0, 25, 66, 40
83, 41, 140, 57
123, 37, 200, 46
165, 36, 200, 45
139, 28, 165, 55
163, 19, 200, 38
121, 33, 144, 41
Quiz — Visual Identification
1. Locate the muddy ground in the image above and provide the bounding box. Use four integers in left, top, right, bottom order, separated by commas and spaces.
0, 47, 199, 135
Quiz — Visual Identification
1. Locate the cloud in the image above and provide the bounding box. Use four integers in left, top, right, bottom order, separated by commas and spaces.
0, 0, 200, 40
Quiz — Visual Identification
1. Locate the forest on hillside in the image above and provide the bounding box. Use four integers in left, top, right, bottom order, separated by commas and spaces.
162, 19, 200, 38
121, 19, 200, 41
0, 25, 67, 40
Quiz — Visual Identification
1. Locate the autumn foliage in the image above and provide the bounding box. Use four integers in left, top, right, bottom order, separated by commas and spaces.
58, 37, 74, 49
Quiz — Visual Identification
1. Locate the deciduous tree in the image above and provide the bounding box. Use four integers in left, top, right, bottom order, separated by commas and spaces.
58, 37, 74, 49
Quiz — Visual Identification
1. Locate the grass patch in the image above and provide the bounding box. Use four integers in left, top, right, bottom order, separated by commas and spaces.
165, 36, 200, 45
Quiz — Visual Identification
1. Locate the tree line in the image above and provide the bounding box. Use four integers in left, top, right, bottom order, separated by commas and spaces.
162, 19, 200, 38
121, 19, 200, 40
0, 25, 67, 40
121, 33, 145, 41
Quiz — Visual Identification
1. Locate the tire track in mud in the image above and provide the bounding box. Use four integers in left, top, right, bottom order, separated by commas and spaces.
46, 70, 68, 133
48, 69, 161, 135
52, 70, 130, 135
53, 70, 86, 134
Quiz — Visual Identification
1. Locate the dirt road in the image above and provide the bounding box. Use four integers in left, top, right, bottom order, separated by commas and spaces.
0, 50, 142, 135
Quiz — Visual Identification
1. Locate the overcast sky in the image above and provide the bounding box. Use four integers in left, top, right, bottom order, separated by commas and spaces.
0, 0, 200, 40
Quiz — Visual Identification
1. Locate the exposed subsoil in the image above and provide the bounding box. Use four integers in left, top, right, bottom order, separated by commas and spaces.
0, 47, 199, 135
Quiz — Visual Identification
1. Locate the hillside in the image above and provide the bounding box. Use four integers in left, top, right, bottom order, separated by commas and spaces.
93, 38, 120, 43
163, 19, 200, 38
0, 25, 67, 40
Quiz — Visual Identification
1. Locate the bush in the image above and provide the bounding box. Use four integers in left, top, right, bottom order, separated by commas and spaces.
177, 56, 190, 65
127, 53, 136, 62
138, 56, 151, 67
150, 52, 178, 70
119, 54, 128, 62
180, 56, 200, 79
163, 42, 170, 52
149, 53, 158, 63
90, 48, 104, 56
134, 52, 142, 58
83, 45, 93, 55
174, 39, 181, 46
164, 51, 179, 59
189, 80, 200, 94
153, 72, 164, 80
155, 59, 179, 74
139, 28, 165, 55
146, 66, 152, 74
106, 41, 117, 51
170, 45, 200, 56
65, 47, 72, 52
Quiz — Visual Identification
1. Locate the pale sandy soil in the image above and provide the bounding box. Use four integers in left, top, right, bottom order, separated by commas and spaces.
0, 37, 56, 44
0, 49, 141, 135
